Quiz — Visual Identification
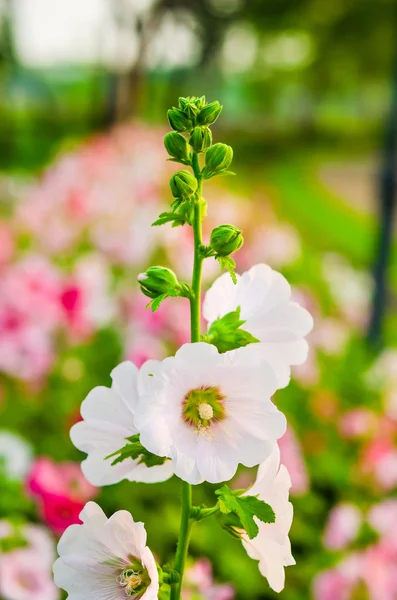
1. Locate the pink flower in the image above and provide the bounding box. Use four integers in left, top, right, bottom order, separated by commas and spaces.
361, 437, 397, 491
340, 409, 377, 439
27, 457, 96, 502
368, 500, 397, 551
184, 560, 235, 600
362, 543, 397, 600
313, 569, 353, 600
0, 304, 54, 380
59, 255, 115, 339
324, 503, 362, 550
0, 256, 62, 332
0, 549, 59, 600
278, 427, 309, 495
27, 458, 97, 534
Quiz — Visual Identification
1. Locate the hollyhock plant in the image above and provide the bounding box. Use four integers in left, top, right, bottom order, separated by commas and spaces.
203, 264, 313, 387
53, 96, 312, 599
53, 502, 159, 599
70, 361, 173, 486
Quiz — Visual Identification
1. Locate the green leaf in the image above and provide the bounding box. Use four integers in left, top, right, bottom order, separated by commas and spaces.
216, 255, 237, 284
205, 307, 259, 353
106, 434, 167, 468
152, 212, 186, 228
215, 484, 275, 540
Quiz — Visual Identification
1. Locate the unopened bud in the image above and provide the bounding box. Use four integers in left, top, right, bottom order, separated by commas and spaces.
189, 126, 212, 153
179, 96, 205, 119
197, 101, 223, 126
203, 143, 233, 179
170, 170, 198, 199
164, 132, 191, 163
138, 266, 180, 299
210, 224, 244, 256
167, 108, 192, 132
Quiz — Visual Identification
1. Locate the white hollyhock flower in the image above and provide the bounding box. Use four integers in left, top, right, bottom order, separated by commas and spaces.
136, 342, 286, 485
53, 502, 158, 600
203, 264, 313, 387
241, 445, 295, 593
70, 361, 173, 486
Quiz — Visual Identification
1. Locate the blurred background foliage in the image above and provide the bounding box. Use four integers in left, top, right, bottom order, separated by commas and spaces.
1, 1, 397, 599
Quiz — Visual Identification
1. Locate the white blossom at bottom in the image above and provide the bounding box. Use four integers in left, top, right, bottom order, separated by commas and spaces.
241, 445, 295, 593
53, 502, 159, 600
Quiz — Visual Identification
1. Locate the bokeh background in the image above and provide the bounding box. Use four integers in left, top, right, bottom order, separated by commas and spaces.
1, 1, 397, 598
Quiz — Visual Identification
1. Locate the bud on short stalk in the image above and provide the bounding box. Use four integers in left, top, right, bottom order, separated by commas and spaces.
167, 108, 192, 132
170, 170, 198, 200
210, 224, 244, 256
197, 101, 223, 126
138, 266, 181, 299
164, 132, 191, 164
189, 126, 212, 153
203, 143, 233, 179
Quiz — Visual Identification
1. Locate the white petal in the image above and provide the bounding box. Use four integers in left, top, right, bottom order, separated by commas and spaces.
111, 360, 139, 410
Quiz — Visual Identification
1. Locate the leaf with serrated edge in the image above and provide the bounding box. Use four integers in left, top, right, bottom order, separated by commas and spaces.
215, 485, 275, 540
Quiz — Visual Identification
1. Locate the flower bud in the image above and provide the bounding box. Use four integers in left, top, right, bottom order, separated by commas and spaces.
167, 108, 192, 132
210, 224, 244, 256
170, 170, 198, 199
164, 132, 191, 163
197, 101, 223, 126
189, 126, 212, 153
203, 143, 233, 179
179, 96, 205, 119
138, 266, 180, 299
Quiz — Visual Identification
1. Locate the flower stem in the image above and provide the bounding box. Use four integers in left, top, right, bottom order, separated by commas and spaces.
170, 151, 203, 600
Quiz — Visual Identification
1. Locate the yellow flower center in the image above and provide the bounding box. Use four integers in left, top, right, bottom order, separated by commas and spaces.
182, 386, 225, 433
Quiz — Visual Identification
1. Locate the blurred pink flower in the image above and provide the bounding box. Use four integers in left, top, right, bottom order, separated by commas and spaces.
361, 437, 397, 491
60, 255, 115, 339
184, 559, 235, 600
313, 569, 353, 600
0, 549, 59, 600
368, 500, 397, 546
340, 409, 377, 439
278, 428, 309, 495
0, 304, 54, 380
324, 503, 362, 550
0, 256, 63, 332
362, 543, 397, 600
27, 457, 97, 534
27, 457, 96, 502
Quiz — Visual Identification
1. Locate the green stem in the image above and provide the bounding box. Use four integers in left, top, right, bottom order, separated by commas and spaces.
170, 151, 203, 600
